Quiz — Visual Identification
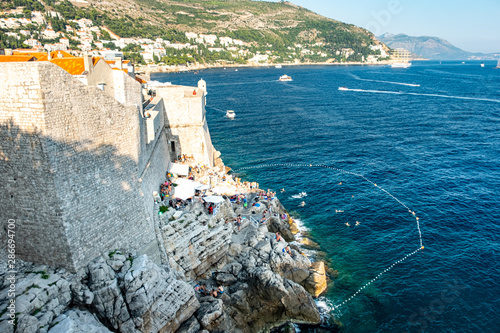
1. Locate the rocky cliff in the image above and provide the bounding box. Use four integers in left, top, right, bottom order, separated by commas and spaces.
0, 193, 326, 332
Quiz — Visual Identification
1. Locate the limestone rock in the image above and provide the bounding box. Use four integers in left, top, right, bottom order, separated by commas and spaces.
267, 217, 295, 242
195, 299, 224, 331
303, 261, 328, 298
282, 279, 321, 324
48, 309, 112, 333
0, 271, 72, 333
174, 316, 200, 333
214, 272, 237, 285
121, 255, 199, 333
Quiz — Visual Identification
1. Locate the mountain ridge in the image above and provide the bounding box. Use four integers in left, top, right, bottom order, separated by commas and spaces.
378, 33, 500, 60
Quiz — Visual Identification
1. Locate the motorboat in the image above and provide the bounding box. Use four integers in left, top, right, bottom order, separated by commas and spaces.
279, 74, 292, 81
338, 86, 348, 91
226, 110, 235, 118
275, 64, 282, 68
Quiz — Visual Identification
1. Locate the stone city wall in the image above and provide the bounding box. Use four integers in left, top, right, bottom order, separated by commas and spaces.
0, 62, 159, 271
157, 85, 214, 166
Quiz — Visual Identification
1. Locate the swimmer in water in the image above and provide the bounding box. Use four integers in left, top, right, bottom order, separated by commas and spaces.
300, 201, 306, 207
338, 182, 342, 185
355, 221, 360, 226
280, 188, 285, 193
345, 222, 350, 227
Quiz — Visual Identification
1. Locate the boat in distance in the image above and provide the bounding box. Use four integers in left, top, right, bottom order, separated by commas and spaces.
338, 87, 348, 91
226, 110, 235, 118
391, 62, 412, 68
391, 48, 412, 68
279, 75, 292, 81
275, 64, 282, 68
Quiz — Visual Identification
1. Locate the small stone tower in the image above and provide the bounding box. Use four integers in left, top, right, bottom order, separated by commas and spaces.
198, 78, 207, 95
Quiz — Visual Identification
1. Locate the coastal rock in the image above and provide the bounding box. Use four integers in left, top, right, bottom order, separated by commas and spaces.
267, 217, 295, 242
282, 279, 321, 324
303, 261, 328, 298
195, 298, 224, 330
0, 270, 71, 333
48, 309, 112, 333
214, 272, 238, 285
121, 255, 199, 333
160, 202, 234, 280
174, 316, 201, 333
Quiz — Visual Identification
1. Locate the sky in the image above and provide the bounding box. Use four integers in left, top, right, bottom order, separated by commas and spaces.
281, 0, 500, 53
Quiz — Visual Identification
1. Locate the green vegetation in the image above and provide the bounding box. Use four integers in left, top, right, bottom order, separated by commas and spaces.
1, 0, 385, 66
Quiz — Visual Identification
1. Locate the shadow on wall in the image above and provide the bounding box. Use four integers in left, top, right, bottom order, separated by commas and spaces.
0, 119, 156, 272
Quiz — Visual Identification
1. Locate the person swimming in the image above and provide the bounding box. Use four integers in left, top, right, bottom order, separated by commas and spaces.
355, 221, 360, 226
345, 222, 350, 227
300, 201, 306, 207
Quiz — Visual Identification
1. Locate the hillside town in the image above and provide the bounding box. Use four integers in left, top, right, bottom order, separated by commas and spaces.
1, 2, 390, 71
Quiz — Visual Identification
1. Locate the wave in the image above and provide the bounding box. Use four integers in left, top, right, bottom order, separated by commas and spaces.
350, 74, 420, 87
340, 88, 500, 103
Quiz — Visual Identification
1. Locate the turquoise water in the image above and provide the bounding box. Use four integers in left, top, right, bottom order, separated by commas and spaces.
153, 61, 500, 332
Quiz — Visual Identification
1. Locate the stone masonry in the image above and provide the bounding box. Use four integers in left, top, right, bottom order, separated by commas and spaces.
0, 62, 159, 272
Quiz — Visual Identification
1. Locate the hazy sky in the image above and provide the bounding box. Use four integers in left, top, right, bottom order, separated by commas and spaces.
282, 0, 500, 53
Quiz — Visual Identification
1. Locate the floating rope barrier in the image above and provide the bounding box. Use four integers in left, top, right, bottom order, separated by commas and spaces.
232, 163, 425, 310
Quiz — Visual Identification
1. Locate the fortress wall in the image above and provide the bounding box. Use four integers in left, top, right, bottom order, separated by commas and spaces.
0, 62, 160, 271
37, 62, 159, 271
157, 86, 214, 166
137, 98, 171, 259
0, 63, 76, 270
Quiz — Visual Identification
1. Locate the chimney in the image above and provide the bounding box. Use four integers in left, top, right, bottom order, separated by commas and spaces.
83, 53, 93, 74
115, 56, 122, 70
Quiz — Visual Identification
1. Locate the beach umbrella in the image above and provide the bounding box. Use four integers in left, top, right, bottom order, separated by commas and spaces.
196, 184, 210, 190
172, 179, 195, 199
203, 196, 225, 204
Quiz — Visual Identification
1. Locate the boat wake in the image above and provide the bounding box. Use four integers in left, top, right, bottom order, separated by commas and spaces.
340, 88, 500, 103
291, 192, 307, 199
350, 74, 420, 87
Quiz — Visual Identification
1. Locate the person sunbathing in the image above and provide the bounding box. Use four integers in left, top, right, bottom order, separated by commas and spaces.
275, 232, 282, 242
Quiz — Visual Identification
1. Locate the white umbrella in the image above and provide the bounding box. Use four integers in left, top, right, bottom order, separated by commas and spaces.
196, 184, 210, 190
172, 179, 195, 200
203, 196, 225, 204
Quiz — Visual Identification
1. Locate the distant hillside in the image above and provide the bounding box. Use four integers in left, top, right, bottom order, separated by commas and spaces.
378, 33, 472, 60
1, 0, 391, 65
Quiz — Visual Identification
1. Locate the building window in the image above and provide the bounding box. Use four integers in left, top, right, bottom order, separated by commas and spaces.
171, 141, 176, 153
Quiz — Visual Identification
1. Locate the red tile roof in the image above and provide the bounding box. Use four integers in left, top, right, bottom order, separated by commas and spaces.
0, 55, 36, 62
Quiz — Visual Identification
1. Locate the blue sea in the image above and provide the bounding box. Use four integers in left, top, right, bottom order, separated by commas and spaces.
153, 61, 500, 332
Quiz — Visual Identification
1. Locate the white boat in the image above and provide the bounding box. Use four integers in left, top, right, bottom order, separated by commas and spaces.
275, 64, 282, 68
226, 110, 235, 118
279, 74, 292, 81
338, 86, 348, 91
391, 48, 412, 68
496, 60, 500, 69
480, 62, 485, 68
391, 62, 412, 68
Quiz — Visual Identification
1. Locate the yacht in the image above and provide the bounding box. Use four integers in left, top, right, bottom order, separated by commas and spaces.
496, 60, 500, 69
391, 48, 412, 68
279, 74, 292, 81
480, 62, 485, 68
226, 110, 235, 118
275, 64, 282, 68
338, 86, 348, 91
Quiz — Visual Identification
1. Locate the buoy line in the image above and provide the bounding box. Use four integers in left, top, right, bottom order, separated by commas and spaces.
232, 163, 425, 309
